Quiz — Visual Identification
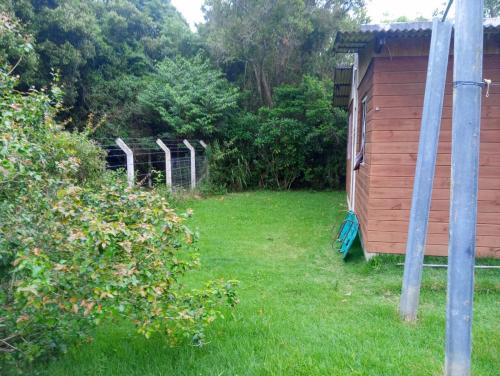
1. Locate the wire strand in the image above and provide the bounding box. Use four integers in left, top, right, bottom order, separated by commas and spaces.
442, 0, 454, 22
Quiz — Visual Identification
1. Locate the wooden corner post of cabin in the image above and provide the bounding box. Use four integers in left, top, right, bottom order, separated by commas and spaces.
183, 140, 196, 190
399, 18, 452, 322
116, 138, 135, 188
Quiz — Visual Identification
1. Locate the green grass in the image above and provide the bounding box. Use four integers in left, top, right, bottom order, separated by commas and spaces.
35, 191, 499, 375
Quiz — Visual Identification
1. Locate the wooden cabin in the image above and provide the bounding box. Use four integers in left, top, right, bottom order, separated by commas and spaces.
333, 19, 500, 259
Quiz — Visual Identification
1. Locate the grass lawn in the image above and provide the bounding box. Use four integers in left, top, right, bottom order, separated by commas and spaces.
35, 191, 499, 375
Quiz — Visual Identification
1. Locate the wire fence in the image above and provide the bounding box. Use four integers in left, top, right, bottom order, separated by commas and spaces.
94, 137, 209, 192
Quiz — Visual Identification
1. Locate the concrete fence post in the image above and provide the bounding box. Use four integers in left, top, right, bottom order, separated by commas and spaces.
183, 139, 196, 189
400, 19, 452, 321
199, 140, 209, 179
156, 139, 172, 189
116, 138, 134, 188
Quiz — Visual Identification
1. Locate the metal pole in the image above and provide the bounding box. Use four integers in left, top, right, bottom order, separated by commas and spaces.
183, 140, 196, 189
116, 138, 134, 188
400, 19, 452, 321
446, 0, 483, 375
156, 139, 172, 189
350, 55, 359, 212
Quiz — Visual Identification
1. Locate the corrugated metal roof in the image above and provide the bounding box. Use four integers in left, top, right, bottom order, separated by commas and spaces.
333, 66, 353, 109
335, 17, 500, 52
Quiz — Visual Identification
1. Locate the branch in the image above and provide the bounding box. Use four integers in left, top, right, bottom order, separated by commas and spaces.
0, 334, 21, 353
7, 56, 22, 76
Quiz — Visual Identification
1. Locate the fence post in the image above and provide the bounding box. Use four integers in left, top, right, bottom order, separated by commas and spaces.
147, 152, 153, 188
400, 19, 452, 321
199, 140, 209, 179
183, 140, 196, 189
446, 0, 484, 374
116, 138, 134, 188
156, 139, 172, 189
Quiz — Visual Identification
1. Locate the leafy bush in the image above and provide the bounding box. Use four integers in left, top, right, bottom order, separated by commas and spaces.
0, 66, 237, 371
0, 12, 37, 87
138, 55, 240, 138
206, 112, 261, 191
208, 76, 347, 191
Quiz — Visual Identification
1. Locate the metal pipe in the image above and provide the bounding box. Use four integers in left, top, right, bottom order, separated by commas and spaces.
446, 1, 484, 375
400, 19, 452, 322
350, 55, 359, 212
397, 263, 500, 270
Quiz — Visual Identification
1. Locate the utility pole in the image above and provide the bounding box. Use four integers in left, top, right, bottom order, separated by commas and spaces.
400, 19, 452, 321
446, 0, 484, 375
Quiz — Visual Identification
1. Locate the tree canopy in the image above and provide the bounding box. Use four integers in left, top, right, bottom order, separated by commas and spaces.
2, 0, 196, 133
200, 0, 367, 108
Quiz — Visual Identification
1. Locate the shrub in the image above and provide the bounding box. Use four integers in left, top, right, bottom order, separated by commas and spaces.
0, 66, 237, 371
208, 76, 347, 191
138, 54, 240, 138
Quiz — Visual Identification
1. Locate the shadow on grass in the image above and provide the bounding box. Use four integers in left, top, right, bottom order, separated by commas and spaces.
342, 236, 364, 264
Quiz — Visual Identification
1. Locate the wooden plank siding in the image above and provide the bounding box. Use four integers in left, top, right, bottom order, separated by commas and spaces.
359, 54, 500, 258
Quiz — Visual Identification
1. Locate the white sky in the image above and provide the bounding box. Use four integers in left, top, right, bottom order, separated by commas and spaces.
171, 0, 204, 30
171, 0, 453, 31
366, 0, 453, 22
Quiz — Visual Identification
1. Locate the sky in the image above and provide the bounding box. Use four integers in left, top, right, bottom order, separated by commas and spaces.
171, 0, 453, 31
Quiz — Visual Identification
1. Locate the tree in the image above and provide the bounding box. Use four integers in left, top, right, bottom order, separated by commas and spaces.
0, 10, 37, 85
200, 0, 366, 108
5, 0, 197, 132
485, 0, 500, 18
138, 55, 240, 138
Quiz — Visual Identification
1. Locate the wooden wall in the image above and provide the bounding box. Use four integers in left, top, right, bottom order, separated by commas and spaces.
356, 54, 500, 258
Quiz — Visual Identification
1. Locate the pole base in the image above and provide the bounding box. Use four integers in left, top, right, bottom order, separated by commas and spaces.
445, 359, 471, 376
400, 286, 420, 322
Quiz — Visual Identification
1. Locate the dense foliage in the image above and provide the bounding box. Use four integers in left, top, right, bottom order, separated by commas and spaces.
0, 0, 363, 191
0, 18, 238, 371
209, 76, 347, 190
198, 0, 363, 190
138, 55, 240, 138
2, 0, 197, 135
484, 0, 499, 17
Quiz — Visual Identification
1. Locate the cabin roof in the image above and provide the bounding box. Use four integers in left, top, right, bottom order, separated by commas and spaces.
334, 17, 500, 52
332, 66, 353, 109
